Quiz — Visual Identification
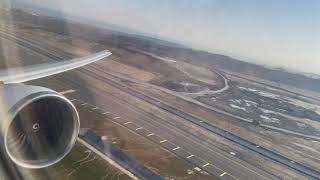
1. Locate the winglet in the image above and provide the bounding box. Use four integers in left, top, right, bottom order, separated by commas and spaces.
0, 50, 112, 84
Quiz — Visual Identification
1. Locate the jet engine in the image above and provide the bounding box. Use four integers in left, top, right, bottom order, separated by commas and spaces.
0, 84, 79, 169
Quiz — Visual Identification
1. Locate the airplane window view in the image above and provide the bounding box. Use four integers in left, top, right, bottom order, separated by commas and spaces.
0, 0, 320, 180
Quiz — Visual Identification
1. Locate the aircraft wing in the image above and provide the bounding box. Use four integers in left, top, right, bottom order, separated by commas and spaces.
0, 50, 111, 84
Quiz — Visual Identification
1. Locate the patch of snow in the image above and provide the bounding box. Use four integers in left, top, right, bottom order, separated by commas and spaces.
260, 115, 280, 124
187, 169, 194, 175
260, 115, 270, 120
164, 59, 177, 63
258, 91, 279, 98
238, 86, 258, 92
194, 167, 202, 172
271, 118, 281, 124
230, 152, 236, 156
248, 88, 258, 92
296, 122, 307, 129
261, 109, 274, 114
238, 86, 247, 90
272, 117, 280, 121
230, 104, 247, 111
235, 99, 241, 104
181, 82, 197, 86
265, 86, 278, 91
101, 136, 108, 141
31, 12, 39, 16
244, 99, 258, 105
229, 99, 241, 104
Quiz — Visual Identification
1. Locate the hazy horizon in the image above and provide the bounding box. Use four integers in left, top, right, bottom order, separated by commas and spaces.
3, 0, 320, 75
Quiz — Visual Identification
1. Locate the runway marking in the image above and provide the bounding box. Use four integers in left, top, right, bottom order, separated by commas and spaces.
202, 163, 210, 168
187, 154, 194, 159
172, 147, 180, 151
59, 89, 75, 95
76, 101, 242, 180
92, 107, 98, 110
74, 99, 242, 179
135, 127, 143, 131
220, 172, 227, 177
75, 99, 231, 177
113, 116, 120, 120
160, 139, 167, 143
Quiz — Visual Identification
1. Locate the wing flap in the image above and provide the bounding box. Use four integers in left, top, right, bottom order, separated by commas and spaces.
0, 50, 112, 84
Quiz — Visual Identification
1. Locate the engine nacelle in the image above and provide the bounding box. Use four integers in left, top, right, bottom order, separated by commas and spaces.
0, 84, 79, 169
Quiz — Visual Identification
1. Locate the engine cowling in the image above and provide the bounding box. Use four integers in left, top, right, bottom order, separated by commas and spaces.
0, 84, 79, 169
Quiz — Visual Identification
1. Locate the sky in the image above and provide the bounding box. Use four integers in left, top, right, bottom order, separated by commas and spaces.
7, 0, 320, 74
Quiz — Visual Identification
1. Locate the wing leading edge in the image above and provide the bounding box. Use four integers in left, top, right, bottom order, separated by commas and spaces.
0, 50, 112, 84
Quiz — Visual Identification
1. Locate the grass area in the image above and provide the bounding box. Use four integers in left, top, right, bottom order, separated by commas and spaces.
19, 143, 131, 180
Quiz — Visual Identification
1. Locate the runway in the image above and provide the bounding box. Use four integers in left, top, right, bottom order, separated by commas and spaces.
69, 95, 272, 180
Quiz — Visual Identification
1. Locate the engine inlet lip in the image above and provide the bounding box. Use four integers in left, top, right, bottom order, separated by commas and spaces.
3, 91, 80, 169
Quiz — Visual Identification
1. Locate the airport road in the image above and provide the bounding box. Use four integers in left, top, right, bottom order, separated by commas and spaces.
126, 47, 230, 97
